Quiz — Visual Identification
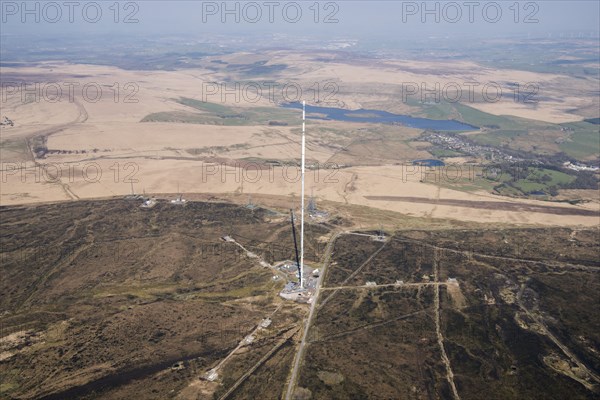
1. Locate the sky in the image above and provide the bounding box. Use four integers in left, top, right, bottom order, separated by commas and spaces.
1, 0, 599, 40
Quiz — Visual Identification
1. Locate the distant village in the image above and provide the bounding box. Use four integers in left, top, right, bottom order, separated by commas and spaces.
422, 132, 520, 163
563, 161, 599, 172
422, 132, 599, 174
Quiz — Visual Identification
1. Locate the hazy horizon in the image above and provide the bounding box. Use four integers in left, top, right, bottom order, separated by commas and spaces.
1, 1, 599, 40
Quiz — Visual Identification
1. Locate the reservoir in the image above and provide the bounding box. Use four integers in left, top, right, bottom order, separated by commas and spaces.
282, 103, 478, 131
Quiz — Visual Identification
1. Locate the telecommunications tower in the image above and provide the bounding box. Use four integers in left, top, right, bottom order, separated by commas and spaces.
300, 101, 306, 288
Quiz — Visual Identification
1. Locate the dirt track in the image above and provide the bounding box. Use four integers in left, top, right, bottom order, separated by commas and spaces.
364, 196, 600, 217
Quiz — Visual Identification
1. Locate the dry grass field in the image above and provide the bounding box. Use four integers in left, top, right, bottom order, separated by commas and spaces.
1, 54, 598, 227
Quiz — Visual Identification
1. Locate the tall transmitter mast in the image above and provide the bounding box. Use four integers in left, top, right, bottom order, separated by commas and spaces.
300, 101, 306, 288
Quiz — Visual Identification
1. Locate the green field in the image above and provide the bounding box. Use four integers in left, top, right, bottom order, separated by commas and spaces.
558, 121, 600, 160
428, 148, 464, 158
497, 167, 576, 196
415, 99, 458, 120
141, 97, 301, 126
467, 130, 528, 147
454, 103, 529, 130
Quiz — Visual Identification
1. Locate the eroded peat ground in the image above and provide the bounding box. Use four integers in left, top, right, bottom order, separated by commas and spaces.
1, 199, 598, 400
295, 230, 600, 400
0, 199, 328, 400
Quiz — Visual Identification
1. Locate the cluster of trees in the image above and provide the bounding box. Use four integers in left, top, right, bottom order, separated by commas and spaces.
563, 171, 599, 190
488, 161, 598, 197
